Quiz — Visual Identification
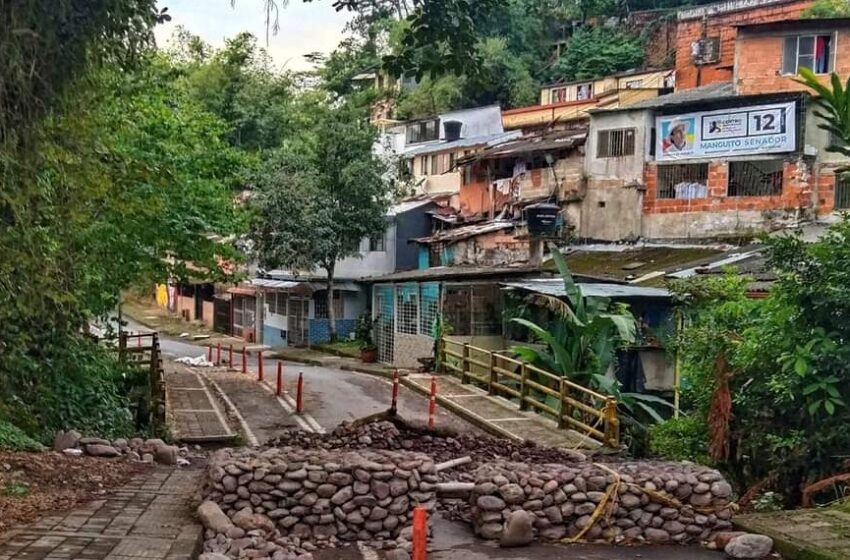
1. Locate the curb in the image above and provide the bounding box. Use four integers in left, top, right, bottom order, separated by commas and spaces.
733, 516, 838, 560
399, 376, 522, 442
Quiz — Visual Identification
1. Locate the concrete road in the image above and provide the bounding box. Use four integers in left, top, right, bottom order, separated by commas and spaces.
123, 317, 477, 435
311, 515, 725, 560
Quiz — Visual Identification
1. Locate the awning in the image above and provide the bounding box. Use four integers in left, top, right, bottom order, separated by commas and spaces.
502, 279, 670, 300
250, 278, 301, 289
227, 285, 257, 296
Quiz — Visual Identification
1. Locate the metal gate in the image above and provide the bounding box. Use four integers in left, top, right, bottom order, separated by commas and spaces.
374, 285, 395, 364
288, 297, 309, 347
836, 174, 850, 210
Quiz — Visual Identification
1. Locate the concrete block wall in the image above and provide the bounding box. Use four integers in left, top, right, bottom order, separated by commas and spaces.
308, 319, 357, 345
392, 333, 434, 369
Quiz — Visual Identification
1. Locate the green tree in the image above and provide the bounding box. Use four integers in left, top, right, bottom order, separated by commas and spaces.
548, 26, 645, 82
797, 68, 850, 162
802, 0, 850, 18
251, 103, 392, 340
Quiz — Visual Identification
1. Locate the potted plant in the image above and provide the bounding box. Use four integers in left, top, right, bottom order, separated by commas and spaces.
356, 314, 378, 363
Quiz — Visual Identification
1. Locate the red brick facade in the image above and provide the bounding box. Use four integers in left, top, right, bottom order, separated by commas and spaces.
642, 159, 815, 214
675, 0, 813, 90
735, 29, 850, 96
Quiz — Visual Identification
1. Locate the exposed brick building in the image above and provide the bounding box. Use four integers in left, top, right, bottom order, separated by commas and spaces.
580, 8, 850, 241
675, 0, 814, 90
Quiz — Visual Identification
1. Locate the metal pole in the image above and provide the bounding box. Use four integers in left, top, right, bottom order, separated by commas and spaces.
412, 506, 427, 560
207, 345, 213, 362
428, 375, 437, 429
276, 362, 283, 396
228, 344, 233, 368
296, 372, 304, 414
391, 369, 400, 413
241, 347, 247, 374
258, 351, 264, 382
216, 343, 221, 365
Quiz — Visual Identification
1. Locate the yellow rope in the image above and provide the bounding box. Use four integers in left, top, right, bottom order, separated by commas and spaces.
559, 463, 737, 545
563, 463, 622, 544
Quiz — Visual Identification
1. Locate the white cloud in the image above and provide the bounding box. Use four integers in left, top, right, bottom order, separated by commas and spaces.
154, 0, 352, 71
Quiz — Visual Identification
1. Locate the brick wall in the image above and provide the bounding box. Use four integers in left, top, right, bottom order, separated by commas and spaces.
643, 158, 812, 215
675, 0, 813, 90
735, 29, 850, 95
452, 230, 530, 266
815, 165, 837, 213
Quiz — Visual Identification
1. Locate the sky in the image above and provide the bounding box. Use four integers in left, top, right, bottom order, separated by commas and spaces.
154, 0, 352, 71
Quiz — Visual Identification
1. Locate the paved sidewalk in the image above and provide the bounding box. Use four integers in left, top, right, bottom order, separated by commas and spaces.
735, 508, 850, 560
0, 467, 203, 560
165, 362, 235, 444
404, 374, 601, 450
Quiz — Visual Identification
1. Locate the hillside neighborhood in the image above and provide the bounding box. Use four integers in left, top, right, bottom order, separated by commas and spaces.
2, 1, 850, 560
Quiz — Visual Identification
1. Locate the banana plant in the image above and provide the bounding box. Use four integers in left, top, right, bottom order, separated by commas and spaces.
510, 245, 673, 425
796, 68, 850, 168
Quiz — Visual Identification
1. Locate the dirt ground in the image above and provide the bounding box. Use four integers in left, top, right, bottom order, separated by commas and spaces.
0, 451, 143, 532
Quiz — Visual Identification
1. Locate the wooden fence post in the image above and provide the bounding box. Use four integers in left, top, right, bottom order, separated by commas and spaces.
519, 363, 529, 411
604, 397, 619, 447
488, 352, 496, 395
461, 343, 470, 384
558, 378, 568, 429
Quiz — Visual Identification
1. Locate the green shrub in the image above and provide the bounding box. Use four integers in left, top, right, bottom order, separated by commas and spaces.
0, 421, 45, 451
649, 415, 710, 464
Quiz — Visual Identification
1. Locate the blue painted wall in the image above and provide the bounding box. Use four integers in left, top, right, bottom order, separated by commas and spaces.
308, 319, 357, 345
263, 325, 287, 348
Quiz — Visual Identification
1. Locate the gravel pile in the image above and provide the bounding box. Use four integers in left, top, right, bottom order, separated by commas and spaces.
201, 446, 438, 559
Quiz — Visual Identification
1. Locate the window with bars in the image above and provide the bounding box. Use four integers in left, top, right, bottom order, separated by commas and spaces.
782, 34, 833, 75
369, 233, 385, 252
314, 291, 344, 319
396, 285, 419, 335
657, 163, 709, 199
267, 292, 288, 316
406, 119, 440, 144
597, 128, 636, 158
442, 284, 502, 336
727, 159, 784, 197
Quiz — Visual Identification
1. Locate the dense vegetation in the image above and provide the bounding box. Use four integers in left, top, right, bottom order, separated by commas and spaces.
652, 220, 850, 505
0, 4, 246, 445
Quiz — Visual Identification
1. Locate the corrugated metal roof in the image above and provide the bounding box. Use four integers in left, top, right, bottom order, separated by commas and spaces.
387, 198, 436, 216
250, 278, 300, 289
403, 131, 523, 158
502, 279, 670, 299
415, 221, 515, 244
594, 82, 736, 113
364, 265, 544, 283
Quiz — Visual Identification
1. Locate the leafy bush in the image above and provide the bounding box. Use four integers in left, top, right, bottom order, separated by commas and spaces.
0, 421, 45, 451
649, 416, 710, 464
549, 26, 645, 82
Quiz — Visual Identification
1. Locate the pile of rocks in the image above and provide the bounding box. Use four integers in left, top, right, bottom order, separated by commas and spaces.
468, 460, 735, 545
200, 446, 438, 559
267, 420, 584, 479
53, 430, 185, 466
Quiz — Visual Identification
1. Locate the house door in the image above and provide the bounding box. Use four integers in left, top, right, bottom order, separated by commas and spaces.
194, 292, 204, 321
836, 175, 850, 210
288, 298, 309, 346
374, 285, 395, 364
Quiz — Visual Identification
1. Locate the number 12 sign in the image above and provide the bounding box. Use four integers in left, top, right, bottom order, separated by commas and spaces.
656, 101, 796, 161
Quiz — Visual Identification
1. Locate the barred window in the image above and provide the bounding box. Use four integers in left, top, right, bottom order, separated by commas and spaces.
314, 291, 343, 319
597, 128, 636, 158
728, 160, 784, 197
657, 163, 709, 199
443, 284, 502, 336
268, 291, 288, 316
